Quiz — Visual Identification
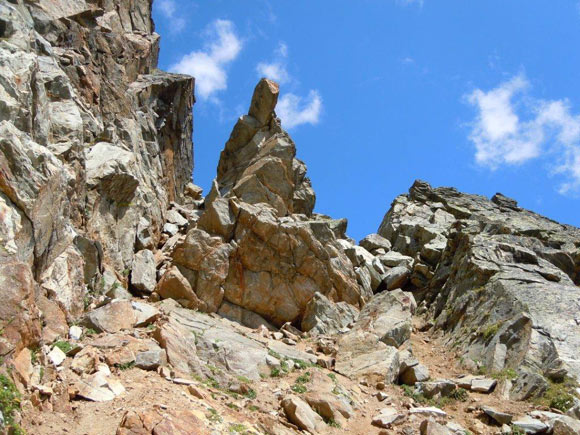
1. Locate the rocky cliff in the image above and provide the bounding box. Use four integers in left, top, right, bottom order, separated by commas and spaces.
0, 0, 194, 359
1, 1, 580, 434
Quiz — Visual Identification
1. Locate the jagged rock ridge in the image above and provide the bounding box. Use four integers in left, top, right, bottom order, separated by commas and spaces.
377, 180, 580, 394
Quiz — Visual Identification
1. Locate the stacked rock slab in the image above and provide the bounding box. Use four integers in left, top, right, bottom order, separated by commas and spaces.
0, 0, 194, 358
163, 79, 365, 326
377, 180, 580, 394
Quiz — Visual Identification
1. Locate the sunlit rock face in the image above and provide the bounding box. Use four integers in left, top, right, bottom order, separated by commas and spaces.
0, 0, 194, 354
377, 179, 580, 388
165, 78, 366, 326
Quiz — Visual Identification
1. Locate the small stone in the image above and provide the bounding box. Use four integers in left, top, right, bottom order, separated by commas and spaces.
135, 350, 164, 371
172, 378, 195, 386
48, 347, 66, 366
376, 392, 389, 402
188, 385, 205, 400
69, 325, 83, 340
372, 407, 405, 428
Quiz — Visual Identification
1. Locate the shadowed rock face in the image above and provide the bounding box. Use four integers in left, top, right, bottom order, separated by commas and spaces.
378, 180, 580, 386
0, 0, 194, 355
163, 79, 365, 326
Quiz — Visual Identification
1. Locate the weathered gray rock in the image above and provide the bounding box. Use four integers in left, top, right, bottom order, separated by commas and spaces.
482, 406, 513, 425
360, 233, 392, 253
470, 377, 497, 393
131, 250, 156, 294
0, 0, 194, 371
400, 364, 430, 385
135, 349, 165, 371
512, 416, 549, 434
372, 407, 405, 428
415, 380, 456, 399
351, 289, 414, 348
567, 404, 580, 420
383, 266, 411, 290
131, 302, 160, 327
377, 179, 580, 390
217, 300, 276, 330
82, 300, 137, 333
552, 416, 580, 434
301, 292, 359, 335
335, 331, 400, 382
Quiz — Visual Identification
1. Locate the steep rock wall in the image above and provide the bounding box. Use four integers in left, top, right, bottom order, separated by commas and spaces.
0, 0, 194, 357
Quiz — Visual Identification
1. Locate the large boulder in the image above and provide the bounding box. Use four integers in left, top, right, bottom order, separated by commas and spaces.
301, 292, 359, 335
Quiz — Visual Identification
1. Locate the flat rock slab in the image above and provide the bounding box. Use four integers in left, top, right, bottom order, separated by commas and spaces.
372, 407, 405, 428
83, 300, 136, 333
513, 416, 549, 434
409, 407, 448, 418
471, 378, 497, 393
482, 406, 513, 425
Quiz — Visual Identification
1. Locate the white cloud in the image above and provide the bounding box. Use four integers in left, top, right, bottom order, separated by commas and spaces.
398, 0, 424, 6
256, 42, 290, 84
277, 91, 322, 129
466, 73, 580, 194
156, 0, 186, 33
256, 62, 290, 84
170, 20, 242, 100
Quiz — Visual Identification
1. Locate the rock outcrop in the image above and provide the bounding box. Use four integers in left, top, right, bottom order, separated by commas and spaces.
0, 0, 194, 360
376, 180, 580, 392
157, 78, 365, 326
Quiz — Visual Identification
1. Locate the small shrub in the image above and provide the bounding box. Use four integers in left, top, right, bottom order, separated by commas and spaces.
327, 373, 337, 383
450, 387, 469, 401
482, 321, 503, 340
295, 372, 311, 384
237, 375, 251, 384
117, 361, 135, 371
491, 368, 517, 381
248, 405, 260, 412
229, 423, 247, 433
0, 374, 24, 433
535, 377, 578, 412
327, 419, 341, 428
270, 368, 281, 378
244, 388, 257, 400
84, 328, 98, 336
291, 384, 307, 394
206, 408, 222, 423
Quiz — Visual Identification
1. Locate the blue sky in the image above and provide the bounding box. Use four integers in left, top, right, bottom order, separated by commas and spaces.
153, 0, 580, 241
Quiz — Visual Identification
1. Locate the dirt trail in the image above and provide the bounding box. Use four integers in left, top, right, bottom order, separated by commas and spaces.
24, 314, 547, 435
